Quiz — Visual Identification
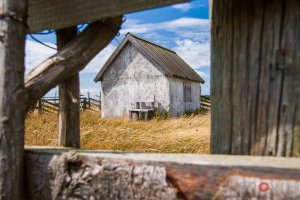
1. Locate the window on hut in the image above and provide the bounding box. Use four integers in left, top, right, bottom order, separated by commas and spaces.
183, 82, 192, 102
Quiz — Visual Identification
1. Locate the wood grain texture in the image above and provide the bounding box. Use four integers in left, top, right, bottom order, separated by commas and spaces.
25, 152, 177, 200
24, 149, 300, 200
263, 1, 284, 156
57, 27, 80, 148
211, 0, 300, 157
211, 0, 234, 154
0, 0, 27, 199
27, 0, 188, 33
25, 17, 123, 108
277, 0, 300, 157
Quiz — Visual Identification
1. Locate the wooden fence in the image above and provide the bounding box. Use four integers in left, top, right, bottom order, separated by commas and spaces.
201, 95, 211, 110
32, 94, 101, 113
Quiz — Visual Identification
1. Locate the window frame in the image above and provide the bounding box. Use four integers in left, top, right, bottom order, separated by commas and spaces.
183, 82, 192, 102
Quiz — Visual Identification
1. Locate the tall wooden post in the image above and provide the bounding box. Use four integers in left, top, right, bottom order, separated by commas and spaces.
57, 27, 80, 148
87, 92, 91, 109
0, 0, 27, 199
211, 0, 300, 157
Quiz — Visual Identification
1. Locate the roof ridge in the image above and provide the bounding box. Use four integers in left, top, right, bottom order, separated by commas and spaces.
127, 32, 176, 54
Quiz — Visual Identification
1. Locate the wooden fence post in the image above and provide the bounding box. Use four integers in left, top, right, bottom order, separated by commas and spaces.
211, 0, 300, 157
83, 98, 87, 111
54, 90, 57, 105
38, 99, 43, 113
57, 27, 80, 148
0, 0, 27, 199
87, 92, 91, 109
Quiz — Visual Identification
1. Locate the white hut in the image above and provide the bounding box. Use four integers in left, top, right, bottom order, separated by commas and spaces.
94, 33, 205, 118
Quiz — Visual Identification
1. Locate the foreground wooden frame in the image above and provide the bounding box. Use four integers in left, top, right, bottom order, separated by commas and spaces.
25, 147, 300, 199
0, 0, 299, 199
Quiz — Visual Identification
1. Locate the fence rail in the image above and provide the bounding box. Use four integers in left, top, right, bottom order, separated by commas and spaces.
200, 95, 211, 110
31, 93, 101, 113
32, 95, 209, 113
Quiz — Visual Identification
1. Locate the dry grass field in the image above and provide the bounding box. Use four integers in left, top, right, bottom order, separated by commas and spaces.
25, 111, 210, 153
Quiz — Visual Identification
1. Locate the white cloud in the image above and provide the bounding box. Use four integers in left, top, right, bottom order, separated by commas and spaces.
197, 71, 207, 78
25, 40, 116, 98
171, 3, 192, 12
174, 39, 210, 69
84, 44, 116, 73
171, 1, 206, 12
25, 40, 56, 74
164, 17, 209, 30
25, 40, 116, 74
121, 17, 209, 36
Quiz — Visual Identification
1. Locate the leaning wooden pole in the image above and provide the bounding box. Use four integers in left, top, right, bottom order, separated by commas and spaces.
0, 0, 27, 199
211, 0, 300, 157
25, 17, 123, 107
56, 27, 80, 148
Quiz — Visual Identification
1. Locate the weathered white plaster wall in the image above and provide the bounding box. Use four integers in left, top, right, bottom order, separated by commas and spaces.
169, 78, 201, 117
101, 43, 170, 118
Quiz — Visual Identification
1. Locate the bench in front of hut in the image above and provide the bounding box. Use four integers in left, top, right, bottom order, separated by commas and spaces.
129, 101, 155, 121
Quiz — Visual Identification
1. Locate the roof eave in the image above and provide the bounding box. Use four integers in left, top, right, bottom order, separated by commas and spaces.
172, 75, 205, 83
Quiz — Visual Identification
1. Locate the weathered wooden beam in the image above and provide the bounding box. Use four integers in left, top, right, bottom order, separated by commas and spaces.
56, 27, 80, 148
0, 0, 27, 199
25, 17, 123, 108
211, 0, 300, 157
28, 0, 188, 33
25, 148, 300, 199
58, 75, 81, 148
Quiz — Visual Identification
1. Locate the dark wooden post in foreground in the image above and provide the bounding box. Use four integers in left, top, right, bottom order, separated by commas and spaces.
211, 0, 300, 157
57, 27, 80, 148
0, 0, 27, 199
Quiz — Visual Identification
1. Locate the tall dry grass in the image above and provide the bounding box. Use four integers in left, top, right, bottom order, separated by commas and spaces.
25, 111, 210, 153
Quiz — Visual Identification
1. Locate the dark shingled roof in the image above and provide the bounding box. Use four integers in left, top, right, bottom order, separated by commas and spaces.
94, 33, 204, 83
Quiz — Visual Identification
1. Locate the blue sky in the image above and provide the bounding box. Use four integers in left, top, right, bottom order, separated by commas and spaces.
25, 0, 210, 97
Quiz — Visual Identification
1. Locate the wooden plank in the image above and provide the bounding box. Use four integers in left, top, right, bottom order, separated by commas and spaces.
277, 0, 300, 157
246, 1, 265, 156
253, 1, 284, 156
263, 1, 285, 156
0, 0, 27, 199
292, 9, 300, 156
25, 17, 123, 107
57, 27, 80, 148
211, 0, 300, 157
28, 0, 188, 33
211, 0, 234, 154
201, 101, 210, 106
231, 0, 247, 154
25, 148, 300, 200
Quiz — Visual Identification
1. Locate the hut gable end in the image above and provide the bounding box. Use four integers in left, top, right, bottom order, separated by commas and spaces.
94, 33, 204, 83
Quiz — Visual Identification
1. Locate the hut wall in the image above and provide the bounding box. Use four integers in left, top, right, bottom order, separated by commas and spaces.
169, 78, 201, 117
101, 43, 170, 118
